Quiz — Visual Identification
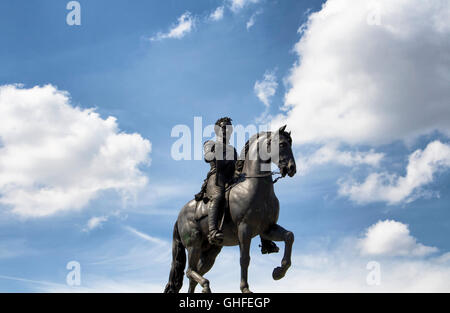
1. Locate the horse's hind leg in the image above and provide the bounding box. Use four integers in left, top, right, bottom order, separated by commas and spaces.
186, 246, 211, 293
261, 224, 294, 280
188, 245, 221, 293
188, 279, 198, 293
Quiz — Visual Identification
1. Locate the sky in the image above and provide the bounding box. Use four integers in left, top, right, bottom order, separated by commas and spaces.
0, 0, 450, 292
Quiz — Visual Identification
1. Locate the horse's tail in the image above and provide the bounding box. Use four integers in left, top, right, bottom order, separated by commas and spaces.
163, 221, 186, 293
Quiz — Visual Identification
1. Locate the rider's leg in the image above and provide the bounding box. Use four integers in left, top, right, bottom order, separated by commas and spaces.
207, 184, 225, 245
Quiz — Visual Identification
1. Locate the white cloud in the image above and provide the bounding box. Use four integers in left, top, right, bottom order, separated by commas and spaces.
243, 253, 450, 292
246, 18, 255, 30
435, 252, 450, 264
124, 226, 166, 245
0, 274, 66, 289
0, 84, 151, 217
298, 143, 384, 173
84, 216, 108, 232
359, 220, 438, 257
150, 12, 195, 41
272, 0, 450, 146
339, 141, 450, 204
246, 10, 262, 30
209, 6, 225, 21
229, 0, 260, 13
254, 70, 278, 108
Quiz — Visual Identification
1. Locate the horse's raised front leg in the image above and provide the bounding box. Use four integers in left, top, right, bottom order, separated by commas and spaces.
238, 223, 253, 293
261, 224, 294, 280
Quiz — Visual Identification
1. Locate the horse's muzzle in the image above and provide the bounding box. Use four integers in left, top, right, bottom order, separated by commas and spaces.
287, 160, 296, 177
280, 160, 296, 177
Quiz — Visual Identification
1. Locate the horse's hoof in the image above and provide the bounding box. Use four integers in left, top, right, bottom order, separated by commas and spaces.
272, 267, 286, 280
241, 287, 253, 293
202, 286, 211, 293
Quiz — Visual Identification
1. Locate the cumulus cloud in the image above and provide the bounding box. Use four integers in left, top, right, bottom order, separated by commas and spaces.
339, 141, 450, 204
229, 0, 260, 13
359, 220, 438, 257
272, 0, 450, 146
0, 84, 151, 217
150, 12, 195, 41
209, 6, 225, 21
254, 70, 278, 108
298, 143, 384, 173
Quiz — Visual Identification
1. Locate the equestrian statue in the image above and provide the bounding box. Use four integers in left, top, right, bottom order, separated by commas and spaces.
164, 117, 297, 293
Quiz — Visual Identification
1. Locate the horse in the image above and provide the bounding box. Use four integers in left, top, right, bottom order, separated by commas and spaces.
164, 125, 297, 293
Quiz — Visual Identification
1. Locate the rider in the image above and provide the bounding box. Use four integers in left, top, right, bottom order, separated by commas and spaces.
202, 117, 279, 254
204, 117, 237, 245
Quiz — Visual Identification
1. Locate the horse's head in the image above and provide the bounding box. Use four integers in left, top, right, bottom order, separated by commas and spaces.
272, 125, 296, 177
236, 126, 297, 178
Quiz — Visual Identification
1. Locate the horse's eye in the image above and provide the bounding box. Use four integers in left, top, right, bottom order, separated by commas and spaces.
280, 142, 287, 148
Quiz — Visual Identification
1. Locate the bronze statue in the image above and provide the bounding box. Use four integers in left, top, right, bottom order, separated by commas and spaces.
164, 123, 297, 293
204, 117, 237, 245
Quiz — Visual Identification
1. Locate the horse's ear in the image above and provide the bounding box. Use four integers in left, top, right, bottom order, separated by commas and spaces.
288, 131, 291, 136
279, 125, 287, 133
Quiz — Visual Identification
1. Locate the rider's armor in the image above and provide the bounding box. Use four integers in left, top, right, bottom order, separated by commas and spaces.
203, 118, 237, 245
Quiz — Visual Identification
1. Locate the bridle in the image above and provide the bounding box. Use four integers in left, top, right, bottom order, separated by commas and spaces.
243, 171, 285, 184
240, 131, 292, 184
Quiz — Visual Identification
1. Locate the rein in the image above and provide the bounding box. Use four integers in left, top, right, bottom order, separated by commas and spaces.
244, 171, 284, 184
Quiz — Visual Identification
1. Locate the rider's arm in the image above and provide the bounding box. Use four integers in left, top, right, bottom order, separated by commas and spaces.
204, 140, 215, 163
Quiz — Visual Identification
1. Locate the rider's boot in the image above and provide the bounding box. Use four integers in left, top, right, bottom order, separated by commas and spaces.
208, 199, 224, 245
260, 238, 280, 254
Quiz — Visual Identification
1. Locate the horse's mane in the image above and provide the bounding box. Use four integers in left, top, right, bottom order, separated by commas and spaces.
234, 129, 293, 176
235, 131, 271, 176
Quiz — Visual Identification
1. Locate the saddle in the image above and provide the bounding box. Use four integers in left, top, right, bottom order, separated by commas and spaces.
194, 178, 242, 221
194, 163, 245, 221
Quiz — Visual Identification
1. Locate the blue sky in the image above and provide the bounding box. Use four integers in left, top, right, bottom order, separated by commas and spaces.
1, 0, 450, 292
